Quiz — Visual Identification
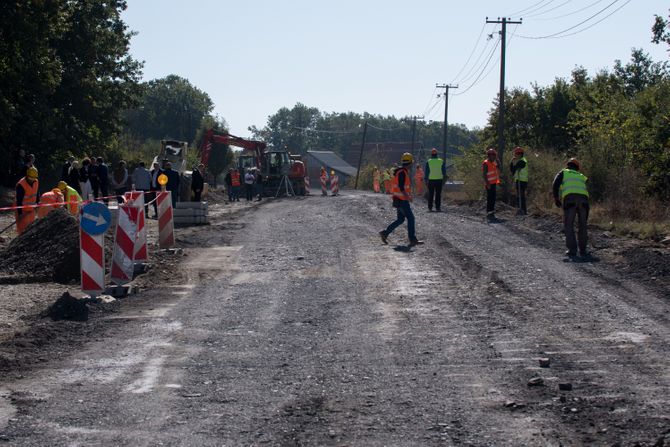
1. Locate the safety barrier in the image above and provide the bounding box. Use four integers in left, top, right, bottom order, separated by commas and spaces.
320, 176, 328, 196
157, 191, 175, 249
80, 226, 105, 295
124, 191, 148, 262
110, 204, 137, 285
304, 177, 311, 195
330, 175, 339, 196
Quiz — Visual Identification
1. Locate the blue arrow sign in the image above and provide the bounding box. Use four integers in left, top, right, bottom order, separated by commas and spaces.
80, 202, 112, 235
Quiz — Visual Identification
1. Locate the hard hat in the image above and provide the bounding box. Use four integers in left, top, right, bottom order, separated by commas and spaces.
514, 146, 524, 156
57, 180, 67, 191
26, 166, 38, 179
401, 152, 414, 164
431, 148, 438, 155
486, 148, 497, 156
567, 157, 580, 170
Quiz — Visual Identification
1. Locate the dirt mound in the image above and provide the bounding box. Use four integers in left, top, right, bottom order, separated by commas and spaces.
0, 208, 80, 283
47, 292, 89, 321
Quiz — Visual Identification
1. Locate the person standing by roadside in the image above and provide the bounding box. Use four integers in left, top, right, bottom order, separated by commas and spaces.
425, 148, 446, 212
244, 169, 255, 201
379, 153, 424, 247
61, 156, 74, 181
132, 161, 152, 216
224, 169, 233, 202
149, 162, 162, 218
67, 160, 82, 194
14, 167, 39, 235
553, 158, 590, 259
191, 164, 205, 202
163, 161, 180, 208
510, 146, 529, 215
382, 168, 392, 194
231, 168, 241, 202
112, 160, 129, 204
96, 157, 110, 204
79, 158, 93, 200
414, 164, 425, 197
482, 148, 501, 222
255, 168, 263, 201
89, 157, 100, 199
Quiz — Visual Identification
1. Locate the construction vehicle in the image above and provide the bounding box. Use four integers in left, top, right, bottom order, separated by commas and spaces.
151, 139, 192, 201
199, 129, 307, 196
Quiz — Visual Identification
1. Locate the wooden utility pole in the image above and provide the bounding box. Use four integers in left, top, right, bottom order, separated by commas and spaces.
486, 16, 521, 168
354, 121, 368, 189
436, 84, 458, 162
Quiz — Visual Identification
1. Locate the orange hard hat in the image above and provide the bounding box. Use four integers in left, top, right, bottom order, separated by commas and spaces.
486, 148, 497, 156
567, 157, 580, 170
514, 146, 524, 156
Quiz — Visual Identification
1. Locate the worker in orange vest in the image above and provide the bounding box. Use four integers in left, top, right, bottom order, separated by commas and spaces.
14, 166, 39, 235
372, 167, 381, 193
414, 164, 425, 196
38, 188, 65, 218
482, 148, 501, 222
379, 153, 424, 247
230, 168, 241, 202
58, 180, 82, 216
382, 168, 392, 194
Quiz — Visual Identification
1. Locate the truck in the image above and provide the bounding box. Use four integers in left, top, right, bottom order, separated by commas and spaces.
199, 129, 307, 196
151, 139, 192, 201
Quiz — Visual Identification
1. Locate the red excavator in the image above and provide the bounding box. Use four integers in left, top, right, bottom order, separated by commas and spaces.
199, 129, 307, 196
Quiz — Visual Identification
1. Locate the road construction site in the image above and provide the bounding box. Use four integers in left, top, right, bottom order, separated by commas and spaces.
0, 189, 668, 445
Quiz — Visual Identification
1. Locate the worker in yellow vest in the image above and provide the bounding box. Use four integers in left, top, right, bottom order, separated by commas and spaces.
58, 180, 82, 216
38, 188, 65, 218
425, 148, 446, 212
482, 148, 501, 222
382, 169, 392, 194
553, 158, 590, 259
14, 167, 39, 235
510, 146, 528, 215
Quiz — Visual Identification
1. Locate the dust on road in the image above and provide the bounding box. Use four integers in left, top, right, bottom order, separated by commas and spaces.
0, 191, 668, 446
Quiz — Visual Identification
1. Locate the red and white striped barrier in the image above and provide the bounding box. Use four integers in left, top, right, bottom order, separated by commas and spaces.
80, 227, 104, 295
330, 175, 339, 196
110, 205, 137, 285
124, 191, 148, 262
320, 175, 327, 196
304, 176, 311, 195
157, 191, 175, 249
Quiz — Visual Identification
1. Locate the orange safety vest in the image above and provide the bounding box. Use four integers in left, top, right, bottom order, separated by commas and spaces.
391, 167, 411, 201
231, 171, 241, 187
483, 159, 500, 185
14, 177, 39, 235
38, 190, 64, 218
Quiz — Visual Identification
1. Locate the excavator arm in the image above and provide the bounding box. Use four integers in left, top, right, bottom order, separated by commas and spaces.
199, 129, 267, 169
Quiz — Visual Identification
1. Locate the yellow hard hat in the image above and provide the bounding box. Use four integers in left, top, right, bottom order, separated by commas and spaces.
26, 166, 38, 179
57, 181, 67, 191
401, 152, 413, 164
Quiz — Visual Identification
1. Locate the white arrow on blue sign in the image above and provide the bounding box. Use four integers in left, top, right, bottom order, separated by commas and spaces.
80, 202, 112, 235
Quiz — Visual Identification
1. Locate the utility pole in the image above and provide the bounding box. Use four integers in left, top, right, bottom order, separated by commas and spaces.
486, 16, 521, 168
409, 116, 424, 174
436, 84, 458, 162
354, 121, 368, 189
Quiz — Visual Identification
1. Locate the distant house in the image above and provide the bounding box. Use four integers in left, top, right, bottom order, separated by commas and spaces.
306, 151, 358, 186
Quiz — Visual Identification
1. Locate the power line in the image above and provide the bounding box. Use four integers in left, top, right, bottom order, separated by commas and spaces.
508, 0, 553, 17
523, 0, 573, 18
292, 126, 359, 134
455, 28, 499, 85
450, 21, 488, 83
534, 0, 606, 21
514, 0, 557, 17
367, 123, 405, 132
516, 0, 626, 39
421, 86, 438, 117
455, 37, 501, 96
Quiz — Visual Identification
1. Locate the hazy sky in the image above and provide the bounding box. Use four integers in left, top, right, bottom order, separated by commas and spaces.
123, 1, 669, 137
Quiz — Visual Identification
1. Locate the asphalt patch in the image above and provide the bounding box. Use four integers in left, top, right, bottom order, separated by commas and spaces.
47, 292, 89, 322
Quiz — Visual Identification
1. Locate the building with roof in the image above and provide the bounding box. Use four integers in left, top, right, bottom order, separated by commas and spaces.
306, 151, 358, 186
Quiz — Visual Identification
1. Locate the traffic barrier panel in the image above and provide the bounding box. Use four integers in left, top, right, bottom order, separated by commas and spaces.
80, 227, 105, 295
157, 191, 175, 248
124, 191, 147, 262
304, 177, 311, 194
110, 205, 137, 285
320, 175, 328, 195
330, 175, 339, 196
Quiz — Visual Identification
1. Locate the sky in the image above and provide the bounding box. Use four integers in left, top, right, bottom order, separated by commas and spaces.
122, 0, 669, 137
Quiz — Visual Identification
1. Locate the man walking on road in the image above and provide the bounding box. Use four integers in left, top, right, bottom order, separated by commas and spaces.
553, 158, 590, 258
510, 146, 528, 215
425, 148, 446, 212
482, 148, 501, 222
379, 153, 424, 247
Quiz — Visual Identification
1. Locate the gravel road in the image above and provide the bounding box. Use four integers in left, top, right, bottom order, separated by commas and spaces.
0, 191, 668, 446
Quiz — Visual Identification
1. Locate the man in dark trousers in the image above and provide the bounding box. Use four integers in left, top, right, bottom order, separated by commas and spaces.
163, 162, 180, 208
379, 153, 424, 247
553, 158, 590, 258
149, 162, 162, 218
510, 146, 528, 215
425, 148, 446, 212
96, 157, 110, 203
482, 148, 501, 222
191, 164, 205, 202
61, 156, 74, 181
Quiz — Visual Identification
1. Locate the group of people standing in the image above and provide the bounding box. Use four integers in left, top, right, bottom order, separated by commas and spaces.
378, 146, 591, 259
224, 168, 262, 202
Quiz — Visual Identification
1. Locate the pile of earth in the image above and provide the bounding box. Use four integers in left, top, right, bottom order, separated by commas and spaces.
0, 208, 80, 283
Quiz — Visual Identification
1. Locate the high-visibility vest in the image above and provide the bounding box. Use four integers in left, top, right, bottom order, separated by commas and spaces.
64, 186, 82, 215
15, 177, 39, 209
231, 172, 241, 187
483, 159, 500, 185
391, 167, 411, 201
38, 190, 64, 218
513, 157, 528, 182
427, 158, 444, 180
382, 171, 391, 181
560, 169, 588, 199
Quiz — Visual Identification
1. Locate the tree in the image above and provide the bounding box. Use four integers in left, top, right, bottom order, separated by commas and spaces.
0, 0, 142, 185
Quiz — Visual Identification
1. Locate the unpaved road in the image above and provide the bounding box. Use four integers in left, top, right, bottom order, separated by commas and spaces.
0, 191, 668, 446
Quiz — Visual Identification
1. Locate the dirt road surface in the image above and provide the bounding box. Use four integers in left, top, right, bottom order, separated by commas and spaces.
0, 191, 668, 445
